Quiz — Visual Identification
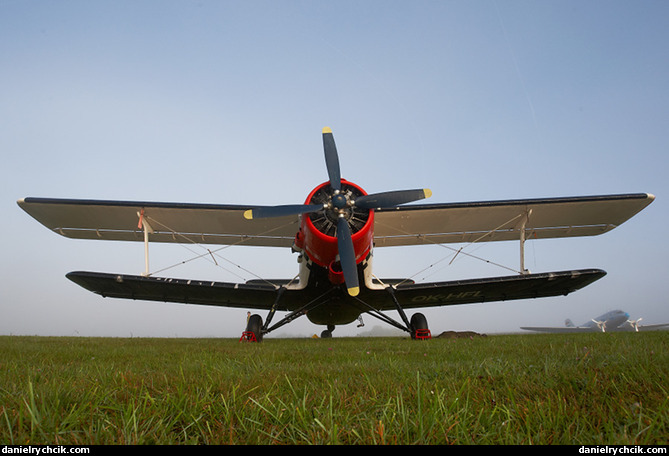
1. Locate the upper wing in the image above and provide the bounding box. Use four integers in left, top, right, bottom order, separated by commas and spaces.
17, 197, 298, 247
19, 193, 654, 248
373, 193, 655, 247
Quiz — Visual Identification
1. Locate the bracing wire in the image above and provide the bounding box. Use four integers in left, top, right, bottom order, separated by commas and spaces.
374, 212, 527, 287
141, 215, 299, 288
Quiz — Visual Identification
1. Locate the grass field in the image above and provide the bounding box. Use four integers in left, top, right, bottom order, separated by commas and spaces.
1, 332, 667, 445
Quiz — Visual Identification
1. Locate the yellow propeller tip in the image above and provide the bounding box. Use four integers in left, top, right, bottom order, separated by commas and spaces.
424, 189, 432, 199
322, 127, 332, 134
348, 287, 360, 297
243, 209, 254, 220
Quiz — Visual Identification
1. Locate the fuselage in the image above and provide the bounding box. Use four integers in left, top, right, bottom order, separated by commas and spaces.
582, 310, 630, 330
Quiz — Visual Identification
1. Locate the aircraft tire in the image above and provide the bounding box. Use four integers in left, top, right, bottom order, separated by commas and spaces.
410, 313, 428, 340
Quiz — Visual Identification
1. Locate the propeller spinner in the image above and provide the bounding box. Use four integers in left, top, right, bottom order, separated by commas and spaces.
244, 127, 431, 296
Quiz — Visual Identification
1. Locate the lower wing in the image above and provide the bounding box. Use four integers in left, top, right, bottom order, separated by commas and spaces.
366, 269, 606, 310
66, 269, 606, 311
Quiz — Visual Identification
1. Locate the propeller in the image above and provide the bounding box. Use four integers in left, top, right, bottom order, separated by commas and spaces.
591, 319, 607, 332
627, 318, 642, 332
245, 127, 432, 296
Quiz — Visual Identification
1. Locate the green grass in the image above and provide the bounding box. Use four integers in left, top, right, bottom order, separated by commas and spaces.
1, 332, 667, 445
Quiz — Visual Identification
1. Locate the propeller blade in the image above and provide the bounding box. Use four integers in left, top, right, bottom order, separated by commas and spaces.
336, 215, 359, 296
322, 127, 341, 191
355, 188, 432, 209
244, 204, 323, 220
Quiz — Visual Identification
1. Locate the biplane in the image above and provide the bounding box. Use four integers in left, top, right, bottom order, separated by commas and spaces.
18, 128, 654, 340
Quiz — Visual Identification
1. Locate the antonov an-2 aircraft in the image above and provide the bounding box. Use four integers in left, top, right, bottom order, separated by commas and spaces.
18, 128, 655, 340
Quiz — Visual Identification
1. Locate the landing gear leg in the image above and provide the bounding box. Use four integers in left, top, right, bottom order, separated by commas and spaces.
351, 286, 431, 339
262, 286, 286, 333
386, 285, 413, 331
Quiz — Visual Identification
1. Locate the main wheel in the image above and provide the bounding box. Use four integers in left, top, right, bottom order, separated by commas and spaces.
246, 314, 264, 342
410, 313, 429, 340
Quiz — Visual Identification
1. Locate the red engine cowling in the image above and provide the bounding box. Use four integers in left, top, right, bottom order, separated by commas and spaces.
294, 180, 374, 279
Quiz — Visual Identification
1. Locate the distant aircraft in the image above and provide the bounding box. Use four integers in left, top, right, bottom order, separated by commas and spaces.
521, 309, 669, 333
17, 128, 655, 340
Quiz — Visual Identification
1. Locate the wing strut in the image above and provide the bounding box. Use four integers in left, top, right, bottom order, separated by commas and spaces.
137, 210, 153, 276
519, 209, 532, 275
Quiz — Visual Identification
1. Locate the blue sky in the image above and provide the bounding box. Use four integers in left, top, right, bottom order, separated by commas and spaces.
2, 0, 667, 337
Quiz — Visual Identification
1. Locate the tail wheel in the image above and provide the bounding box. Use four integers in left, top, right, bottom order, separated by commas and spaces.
246, 314, 264, 342
410, 313, 429, 340
320, 324, 335, 338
